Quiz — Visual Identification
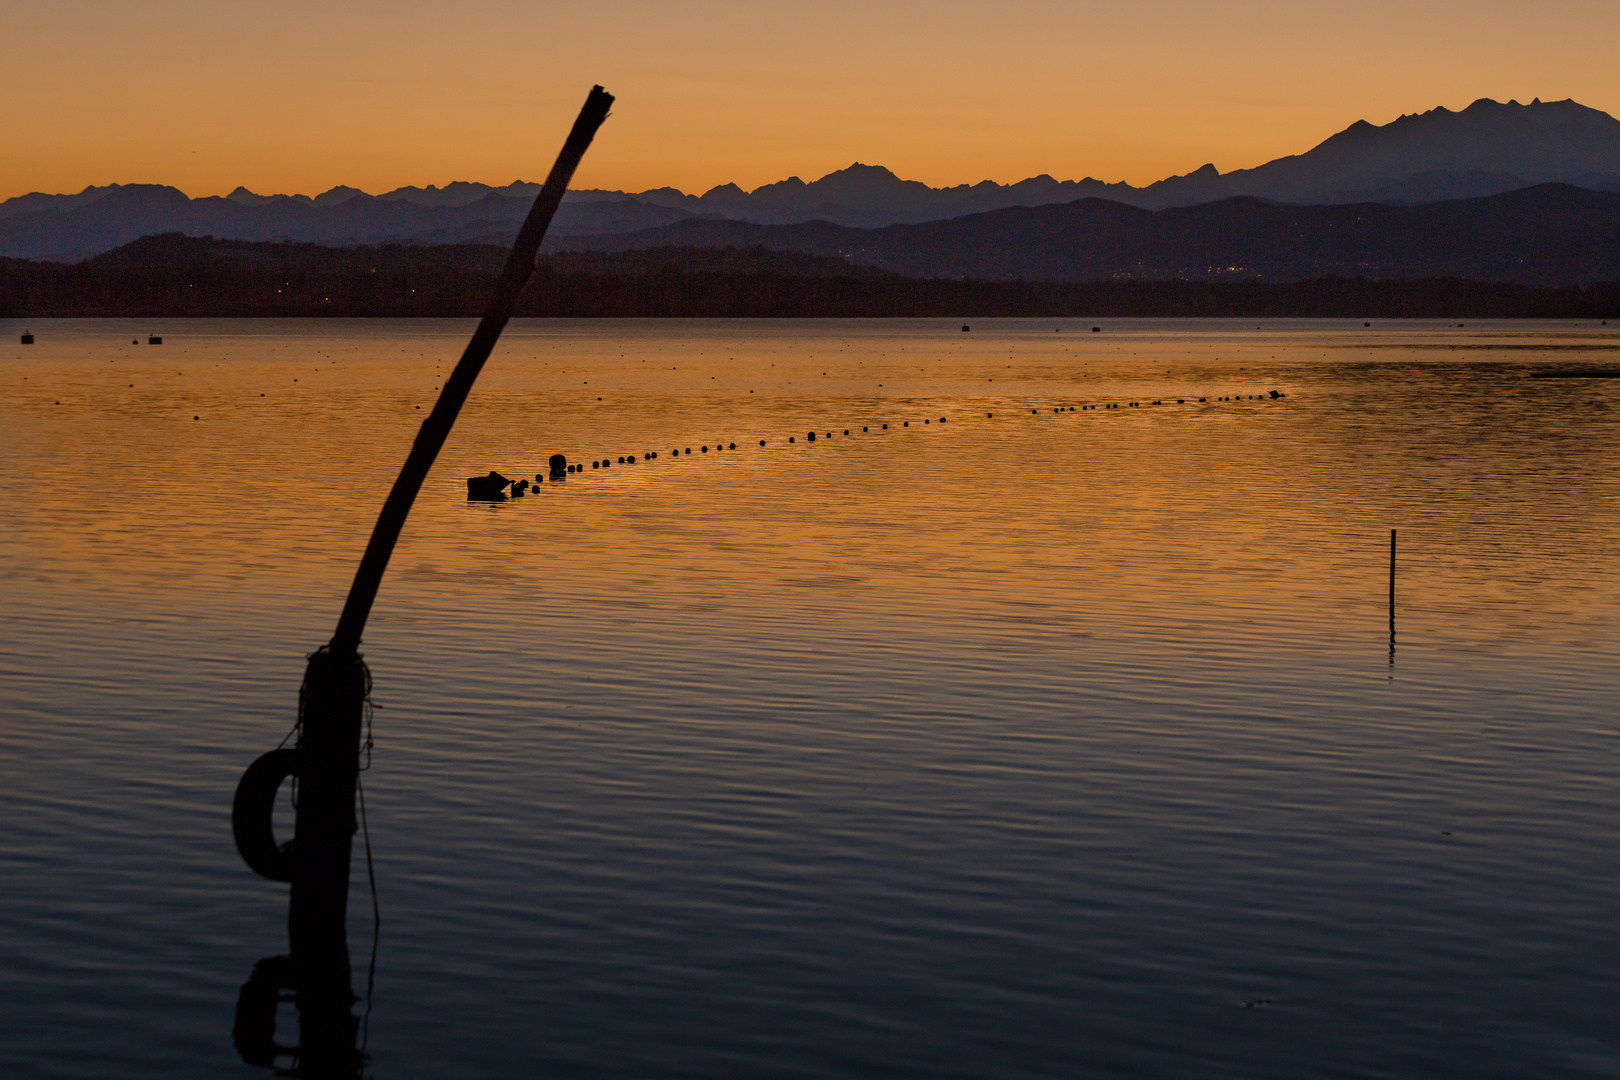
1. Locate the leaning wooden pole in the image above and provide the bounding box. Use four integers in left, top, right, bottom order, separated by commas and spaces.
331, 84, 614, 658
233, 87, 614, 1002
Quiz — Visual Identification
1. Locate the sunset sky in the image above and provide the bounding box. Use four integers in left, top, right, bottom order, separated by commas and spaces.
4, 0, 1617, 200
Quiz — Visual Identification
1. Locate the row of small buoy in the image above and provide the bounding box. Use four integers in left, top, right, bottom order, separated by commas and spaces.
17, 332, 161, 344
465, 393, 1285, 500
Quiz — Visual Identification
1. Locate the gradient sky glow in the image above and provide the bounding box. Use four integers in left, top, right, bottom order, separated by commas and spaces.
3, 0, 1617, 200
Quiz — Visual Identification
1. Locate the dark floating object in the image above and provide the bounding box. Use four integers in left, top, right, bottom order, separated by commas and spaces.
617, 456, 624, 463
759, 440, 766, 445
1092, 326, 1100, 332
701, 445, 709, 452
863, 426, 869, 432
807, 432, 815, 441
133, 339, 139, 344
467, 470, 512, 501
149, 335, 163, 345
1530, 369, 1620, 378
882, 423, 888, 429
987, 412, 993, 418
510, 480, 528, 497
962, 324, 970, 332
939, 417, 946, 422
903, 421, 908, 426
729, 442, 736, 449
1269, 390, 1282, 398
1364, 322, 1371, 327
789, 436, 796, 443
924, 419, 929, 424
549, 454, 568, 479
843, 430, 849, 436
20, 332, 33, 344
685, 448, 691, 454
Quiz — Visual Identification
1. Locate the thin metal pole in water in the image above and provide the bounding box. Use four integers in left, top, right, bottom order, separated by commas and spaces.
278, 85, 614, 993
1388, 528, 1397, 653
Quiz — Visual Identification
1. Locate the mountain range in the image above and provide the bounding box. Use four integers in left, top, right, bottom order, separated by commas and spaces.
4, 97, 1620, 267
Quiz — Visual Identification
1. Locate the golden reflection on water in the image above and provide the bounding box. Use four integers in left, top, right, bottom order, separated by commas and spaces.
5, 317, 1616, 665
3, 318, 1620, 1078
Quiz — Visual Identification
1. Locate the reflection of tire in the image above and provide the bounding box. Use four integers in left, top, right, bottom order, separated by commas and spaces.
233, 748, 298, 882
233, 954, 295, 1067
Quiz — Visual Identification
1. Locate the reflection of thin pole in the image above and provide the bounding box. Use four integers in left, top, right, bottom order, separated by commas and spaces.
329, 86, 614, 659
1388, 528, 1397, 660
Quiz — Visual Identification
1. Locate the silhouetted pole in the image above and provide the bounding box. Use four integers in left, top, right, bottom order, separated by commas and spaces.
1389, 528, 1397, 652
330, 84, 615, 658
240, 86, 614, 1024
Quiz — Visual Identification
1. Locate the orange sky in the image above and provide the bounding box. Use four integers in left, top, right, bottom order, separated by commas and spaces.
3, 0, 1617, 200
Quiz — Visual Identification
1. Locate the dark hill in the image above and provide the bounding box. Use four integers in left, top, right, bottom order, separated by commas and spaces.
553, 184, 1620, 287
5, 233, 1618, 319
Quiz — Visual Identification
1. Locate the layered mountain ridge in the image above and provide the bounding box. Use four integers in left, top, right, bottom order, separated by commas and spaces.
5, 97, 1620, 264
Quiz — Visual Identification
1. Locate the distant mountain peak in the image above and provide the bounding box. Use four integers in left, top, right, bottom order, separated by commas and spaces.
8, 96, 1620, 260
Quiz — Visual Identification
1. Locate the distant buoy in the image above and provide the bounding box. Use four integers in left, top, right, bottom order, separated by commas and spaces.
903, 421, 909, 426
882, 423, 888, 429
789, 437, 795, 443
940, 417, 946, 422
863, 426, 868, 432
843, 430, 849, 435
702, 445, 709, 452
1092, 327, 1100, 333
729, 442, 736, 449
20, 332, 33, 344
962, 325, 970, 332
807, 432, 815, 441
759, 440, 766, 445
986, 412, 992, 418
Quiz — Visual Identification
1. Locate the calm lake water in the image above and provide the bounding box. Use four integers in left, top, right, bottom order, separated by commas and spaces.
3, 317, 1618, 1079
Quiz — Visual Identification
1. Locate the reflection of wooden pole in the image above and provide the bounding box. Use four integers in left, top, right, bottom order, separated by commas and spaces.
280, 86, 614, 1018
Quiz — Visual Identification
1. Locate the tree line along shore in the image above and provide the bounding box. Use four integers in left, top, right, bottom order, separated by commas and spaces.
4, 235, 1618, 320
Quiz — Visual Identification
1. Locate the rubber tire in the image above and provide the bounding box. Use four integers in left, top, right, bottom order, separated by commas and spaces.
232, 748, 298, 882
